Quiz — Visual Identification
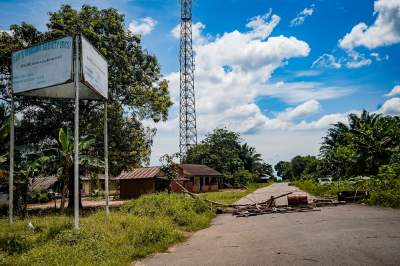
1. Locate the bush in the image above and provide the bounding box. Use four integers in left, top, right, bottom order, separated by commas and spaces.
122, 192, 214, 231
0, 212, 185, 265
291, 178, 400, 208
28, 192, 49, 204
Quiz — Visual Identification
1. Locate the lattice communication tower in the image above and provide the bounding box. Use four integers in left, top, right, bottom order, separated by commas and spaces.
179, 0, 197, 155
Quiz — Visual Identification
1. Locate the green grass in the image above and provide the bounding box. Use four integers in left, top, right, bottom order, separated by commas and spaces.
199, 182, 271, 205
0, 193, 214, 265
291, 178, 400, 208
122, 193, 214, 231
0, 184, 270, 265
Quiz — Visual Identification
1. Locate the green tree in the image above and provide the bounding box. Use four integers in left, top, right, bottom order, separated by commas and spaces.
45, 128, 102, 213
185, 128, 273, 184
159, 153, 180, 193
0, 5, 172, 179
185, 128, 243, 175
274, 161, 293, 181
320, 110, 400, 179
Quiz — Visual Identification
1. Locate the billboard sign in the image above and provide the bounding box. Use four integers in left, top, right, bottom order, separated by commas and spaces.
81, 36, 108, 99
12, 36, 73, 95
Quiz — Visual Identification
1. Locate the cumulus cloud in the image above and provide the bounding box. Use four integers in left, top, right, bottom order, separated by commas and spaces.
277, 100, 321, 121
378, 97, 400, 115
312, 54, 341, 69
345, 50, 372, 68
339, 0, 400, 50
150, 10, 354, 164
161, 10, 357, 135
164, 10, 315, 134
385, 85, 400, 97
246, 9, 281, 39
128, 17, 157, 36
290, 5, 315, 27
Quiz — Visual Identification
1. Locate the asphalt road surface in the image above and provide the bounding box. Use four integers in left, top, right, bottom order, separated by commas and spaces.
137, 183, 400, 266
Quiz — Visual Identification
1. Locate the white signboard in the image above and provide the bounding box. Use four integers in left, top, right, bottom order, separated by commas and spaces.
12, 36, 73, 94
81, 36, 108, 99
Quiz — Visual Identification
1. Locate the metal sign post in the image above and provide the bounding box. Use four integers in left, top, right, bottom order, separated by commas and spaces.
8, 95, 14, 224
74, 35, 80, 229
10, 35, 108, 228
104, 101, 109, 215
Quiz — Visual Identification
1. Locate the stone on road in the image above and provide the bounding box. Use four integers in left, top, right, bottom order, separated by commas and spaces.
138, 183, 400, 266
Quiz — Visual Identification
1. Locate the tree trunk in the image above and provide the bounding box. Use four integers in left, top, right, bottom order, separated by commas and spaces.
60, 175, 69, 214
21, 181, 28, 218
67, 167, 82, 210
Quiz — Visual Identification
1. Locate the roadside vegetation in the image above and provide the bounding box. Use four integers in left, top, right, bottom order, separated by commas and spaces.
0, 183, 271, 265
0, 4, 172, 216
277, 111, 400, 208
291, 179, 400, 208
185, 128, 274, 185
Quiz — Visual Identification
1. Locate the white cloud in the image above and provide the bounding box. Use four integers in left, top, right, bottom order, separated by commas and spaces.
277, 100, 321, 121
339, 0, 400, 50
246, 9, 281, 39
290, 5, 315, 27
312, 54, 341, 69
150, 10, 353, 164
345, 50, 372, 68
293, 70, 320, 78
379, 97, 400, 115
385, 85, 400, 97
369, 52, 389, 61
128, 17, 157, 36
295, 112, 351, 130
261, 81, 352, 104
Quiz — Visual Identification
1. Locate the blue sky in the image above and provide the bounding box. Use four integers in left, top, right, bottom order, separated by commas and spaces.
1, 0, 400, 165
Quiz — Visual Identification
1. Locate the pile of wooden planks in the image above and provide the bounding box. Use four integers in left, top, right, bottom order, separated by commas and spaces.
215, 192, 321, 218
173, 181, 345, 218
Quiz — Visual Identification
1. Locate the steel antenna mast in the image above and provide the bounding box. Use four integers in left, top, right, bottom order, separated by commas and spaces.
179, 0, 197, 157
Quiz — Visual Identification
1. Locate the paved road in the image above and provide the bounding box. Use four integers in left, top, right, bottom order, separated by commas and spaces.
138, 183, 400, 266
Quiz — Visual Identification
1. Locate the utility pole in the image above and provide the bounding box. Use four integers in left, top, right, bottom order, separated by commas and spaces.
179, 0, 197, 157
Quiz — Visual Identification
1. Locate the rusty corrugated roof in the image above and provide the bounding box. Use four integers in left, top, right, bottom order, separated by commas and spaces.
115, 167, 163, 180
29, 176, 58, 192
179, 164, 222, 177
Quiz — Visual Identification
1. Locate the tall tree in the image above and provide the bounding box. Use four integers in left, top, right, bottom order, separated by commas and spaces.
0, 5, 173, 200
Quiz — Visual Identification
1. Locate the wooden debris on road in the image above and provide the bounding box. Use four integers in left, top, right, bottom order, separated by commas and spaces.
174, 181, 344, 218
311, 198, 347, 207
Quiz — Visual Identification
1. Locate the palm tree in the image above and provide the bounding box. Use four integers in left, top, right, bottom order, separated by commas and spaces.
320, 110, 400, 178
46, 128, 102, 213
238, 143, 273, 177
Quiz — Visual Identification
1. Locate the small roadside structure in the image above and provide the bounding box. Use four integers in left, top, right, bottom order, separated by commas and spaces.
116, 167, 169, 199
173, 164, 222, 193
115, 164, 222, 198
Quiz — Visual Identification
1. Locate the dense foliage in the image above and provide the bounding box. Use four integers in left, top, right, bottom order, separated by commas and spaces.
275, 111, 400, 181
276, 111, 400, 207
291, 178, 400, 208
0, 5, 173, 215
0, 4, 172, 177
0, 193, 215, 265
185, 128, 274, 185
0, 186, 267, 265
